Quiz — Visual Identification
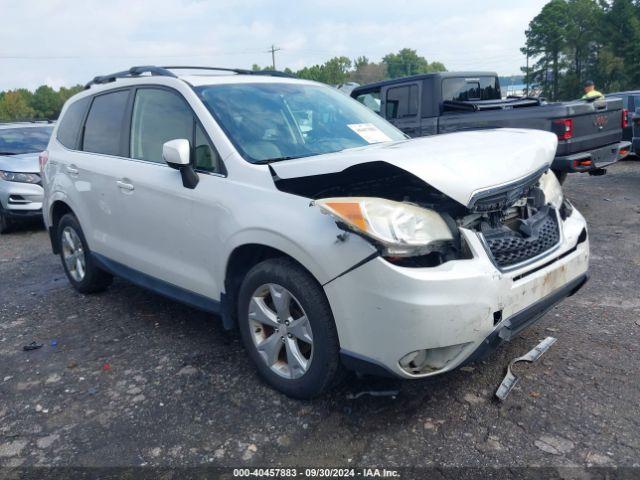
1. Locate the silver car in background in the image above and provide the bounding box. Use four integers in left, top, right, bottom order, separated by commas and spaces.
0, 122, 53, 233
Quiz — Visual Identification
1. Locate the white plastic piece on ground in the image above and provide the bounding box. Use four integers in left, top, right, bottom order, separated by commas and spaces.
495, 336, 557, 402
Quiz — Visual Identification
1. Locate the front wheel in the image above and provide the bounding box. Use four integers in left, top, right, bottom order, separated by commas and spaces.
57, 213, 113, 294
0, 206, 13, 234
237, 258, 344, 398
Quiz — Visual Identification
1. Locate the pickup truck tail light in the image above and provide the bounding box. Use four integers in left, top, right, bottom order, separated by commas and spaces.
38, 150, 49, 172
622, 108, 629, 129
552, 118, 573, 140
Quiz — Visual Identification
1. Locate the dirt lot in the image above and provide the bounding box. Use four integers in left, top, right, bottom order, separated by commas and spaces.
1, 161, 639, 474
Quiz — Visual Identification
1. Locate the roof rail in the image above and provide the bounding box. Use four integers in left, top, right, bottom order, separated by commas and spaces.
84, 65, 178, 89
161, 66, 296, 78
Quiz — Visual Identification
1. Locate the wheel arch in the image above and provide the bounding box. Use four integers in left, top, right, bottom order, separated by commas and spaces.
221, 243, 325, 331
48, 200, 76, 254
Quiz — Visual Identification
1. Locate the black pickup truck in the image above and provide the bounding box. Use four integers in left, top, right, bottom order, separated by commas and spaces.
351, 72, 631, 181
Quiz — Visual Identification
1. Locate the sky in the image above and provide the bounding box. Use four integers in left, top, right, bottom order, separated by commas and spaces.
0, 0, 548, 91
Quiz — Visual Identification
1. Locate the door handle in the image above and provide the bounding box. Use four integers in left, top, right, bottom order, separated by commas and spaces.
66, 165, 79, 175
116, 180, 135, 191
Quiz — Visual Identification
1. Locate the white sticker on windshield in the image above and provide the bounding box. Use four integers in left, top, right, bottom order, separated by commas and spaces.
347, 123, 392, 144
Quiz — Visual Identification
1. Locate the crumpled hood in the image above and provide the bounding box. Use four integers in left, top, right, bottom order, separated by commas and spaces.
0, 152, 41, 174
271, 128, 558, 206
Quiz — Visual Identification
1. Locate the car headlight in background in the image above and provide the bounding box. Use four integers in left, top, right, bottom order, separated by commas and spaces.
313, 197, 454, 256
0, 170, 41, 184
538, 170, 563, 209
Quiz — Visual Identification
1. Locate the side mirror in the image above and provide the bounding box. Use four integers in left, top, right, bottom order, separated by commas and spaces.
162, 139, 199, 189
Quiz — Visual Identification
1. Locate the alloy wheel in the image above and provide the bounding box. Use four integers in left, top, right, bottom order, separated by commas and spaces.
61, 226, 86, 282
248, 283, 314, 379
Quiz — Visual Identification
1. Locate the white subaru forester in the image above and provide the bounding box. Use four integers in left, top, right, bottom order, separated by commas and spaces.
41, 66, 589, 398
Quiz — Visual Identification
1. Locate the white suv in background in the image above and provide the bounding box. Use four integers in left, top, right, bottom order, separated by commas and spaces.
41, 66, 589, 398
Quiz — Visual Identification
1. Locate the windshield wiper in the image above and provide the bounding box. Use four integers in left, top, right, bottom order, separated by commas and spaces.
0, 151, 18, 156
253, 155, 306, 165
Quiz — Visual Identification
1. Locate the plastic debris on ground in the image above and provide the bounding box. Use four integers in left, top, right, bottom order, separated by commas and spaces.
495, 336, 557, 402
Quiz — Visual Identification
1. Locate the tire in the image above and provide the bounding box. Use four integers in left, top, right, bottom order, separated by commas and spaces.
57, 213, 112, 294
237, 258, 344, 398
0, 207, 12, 234
552, 170, 568, 185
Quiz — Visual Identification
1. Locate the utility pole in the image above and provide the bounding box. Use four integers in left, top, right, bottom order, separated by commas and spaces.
267, 44, 281, 70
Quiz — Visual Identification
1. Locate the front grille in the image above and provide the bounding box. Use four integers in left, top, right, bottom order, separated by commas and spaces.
484, 212, 560, 269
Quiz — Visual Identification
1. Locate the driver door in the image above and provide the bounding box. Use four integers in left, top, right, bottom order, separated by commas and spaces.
110, 87, 224, 298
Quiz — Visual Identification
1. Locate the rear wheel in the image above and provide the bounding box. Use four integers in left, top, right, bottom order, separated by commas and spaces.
57, 213, 112, 293
237, 258, 344, 398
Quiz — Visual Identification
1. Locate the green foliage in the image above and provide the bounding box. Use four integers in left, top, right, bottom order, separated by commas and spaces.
2, 50, 445, 118
382, 48, 446, 78
291, 49, 445, 84
297, 56, 353, 84
523, 0, 640, 100
0, 84, 83, 122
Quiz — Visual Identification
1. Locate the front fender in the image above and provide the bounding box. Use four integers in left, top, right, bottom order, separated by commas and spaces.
219, 211, 377, 290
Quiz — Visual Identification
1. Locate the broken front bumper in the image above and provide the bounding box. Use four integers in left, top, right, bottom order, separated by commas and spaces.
325, 207, 589, 379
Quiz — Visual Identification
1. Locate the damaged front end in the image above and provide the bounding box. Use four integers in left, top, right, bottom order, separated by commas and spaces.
273, 161, 567, 271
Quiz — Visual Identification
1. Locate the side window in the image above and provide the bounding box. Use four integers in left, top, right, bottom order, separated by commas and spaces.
355, 90, 381, 114
130, 89, 193, 163
194, 124, 222, 173
57, 97, 90, 149
629, 95, 636, 111
82, 90, 130, 156
386, 85, 418, 119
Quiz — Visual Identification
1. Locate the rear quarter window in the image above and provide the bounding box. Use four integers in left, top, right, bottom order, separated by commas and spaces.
82, 90, 130, 156
56, 97, 90, 149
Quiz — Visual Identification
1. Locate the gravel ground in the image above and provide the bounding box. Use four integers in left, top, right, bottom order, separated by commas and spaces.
0, 160, 639, 473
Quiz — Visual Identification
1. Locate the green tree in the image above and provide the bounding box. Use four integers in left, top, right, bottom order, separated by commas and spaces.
296, 56, 352, 84
382, 48, 445, 78
601, 0, 640, 89
30, 85, 61, 119
523, 0, 570, 100
58, 85, 84, 105
0, 90, 36, 121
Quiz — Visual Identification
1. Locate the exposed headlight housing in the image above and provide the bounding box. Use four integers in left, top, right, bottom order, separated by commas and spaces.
538, 170, 563, 209
0, 170, 41, 184
313, 197, 454, 257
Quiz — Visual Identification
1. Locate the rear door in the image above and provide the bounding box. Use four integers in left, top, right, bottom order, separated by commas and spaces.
68, 89, 131, 258
382, 83, 421, 137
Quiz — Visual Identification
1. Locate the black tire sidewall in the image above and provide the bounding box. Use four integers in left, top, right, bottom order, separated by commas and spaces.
57, 214, 111, 293
237, 258, 341, 398
0, 206, 12, 234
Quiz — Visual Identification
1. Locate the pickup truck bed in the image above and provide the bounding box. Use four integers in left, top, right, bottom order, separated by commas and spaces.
351, 72, 631, 179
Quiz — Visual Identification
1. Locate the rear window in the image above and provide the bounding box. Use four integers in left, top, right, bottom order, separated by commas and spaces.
57, 97, 90, 149
82, 90, 130, 156
442, 77, 501, 102
0, 126, 53, 155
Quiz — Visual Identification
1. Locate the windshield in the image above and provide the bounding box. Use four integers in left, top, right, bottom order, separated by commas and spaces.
195, 83, 406, 163
0, 126, 53, 155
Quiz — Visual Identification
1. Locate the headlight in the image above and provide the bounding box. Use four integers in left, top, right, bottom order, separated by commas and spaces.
0, 170, 41, 184
538, 170, 563, 209
313, 197, 454, 256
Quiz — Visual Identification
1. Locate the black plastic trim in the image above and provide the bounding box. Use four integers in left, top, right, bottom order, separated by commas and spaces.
340, 349, 399, 378
92, 252, 221, 315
